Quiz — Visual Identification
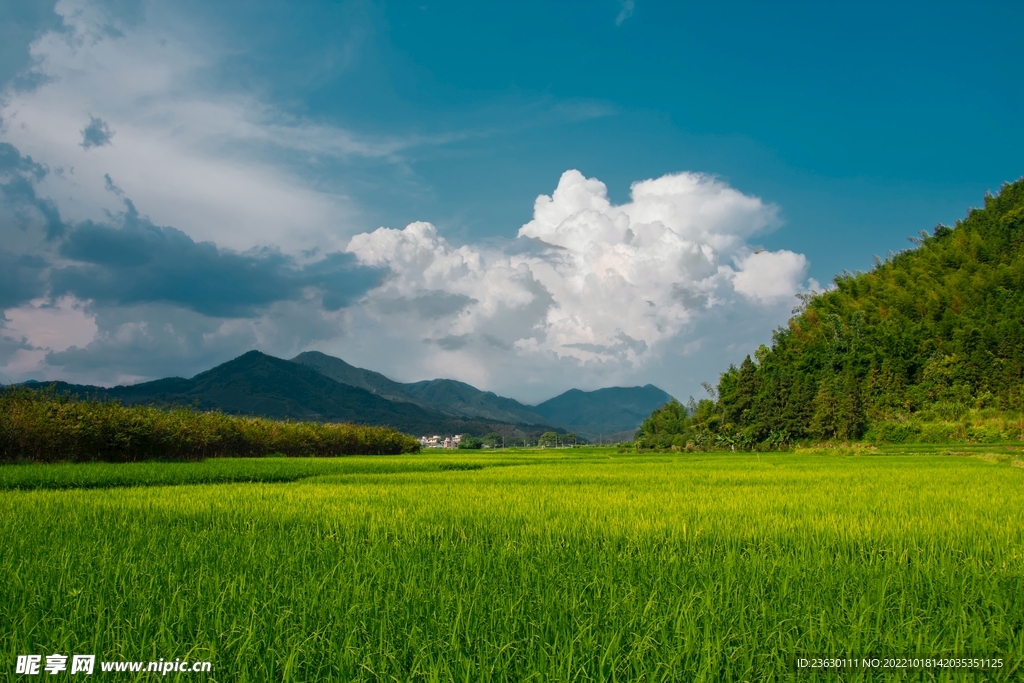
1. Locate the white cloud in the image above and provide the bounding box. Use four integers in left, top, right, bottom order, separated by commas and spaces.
343, 169, 809, 398
0, 0, 416, 254
731, 249, 809, 304
616, 1, 635, 27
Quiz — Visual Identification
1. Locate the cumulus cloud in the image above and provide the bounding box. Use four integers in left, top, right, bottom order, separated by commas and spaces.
731, 249, 809, 304
343, 170, 811, 396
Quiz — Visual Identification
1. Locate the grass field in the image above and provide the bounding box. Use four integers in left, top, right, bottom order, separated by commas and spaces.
2, 447, 1022, 681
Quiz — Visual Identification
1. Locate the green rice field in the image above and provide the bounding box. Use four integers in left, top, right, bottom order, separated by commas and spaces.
2, 447, 1022, 681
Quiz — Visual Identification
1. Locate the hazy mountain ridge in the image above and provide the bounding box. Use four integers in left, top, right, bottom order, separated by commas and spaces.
31, 352, 549, 438
291, 351, 552, 425
293, 351, 675, 437
27, 350, 674, 440
533, 385, 673, 439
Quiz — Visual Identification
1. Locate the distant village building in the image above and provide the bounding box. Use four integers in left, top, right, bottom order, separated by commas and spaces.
418, 435, 462, 449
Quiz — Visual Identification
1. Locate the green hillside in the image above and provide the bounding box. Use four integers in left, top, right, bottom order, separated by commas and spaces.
290, 351, 413, 404
33, 352, 543, 439
638, 178, 1024, 449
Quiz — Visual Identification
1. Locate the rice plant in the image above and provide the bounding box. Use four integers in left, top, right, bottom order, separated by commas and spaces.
1, 449, 1021, 681
0, 387, 419, 462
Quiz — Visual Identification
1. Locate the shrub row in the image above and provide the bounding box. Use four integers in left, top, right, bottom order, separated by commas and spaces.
863, 417, 1024, 445
0, 387, 420, 462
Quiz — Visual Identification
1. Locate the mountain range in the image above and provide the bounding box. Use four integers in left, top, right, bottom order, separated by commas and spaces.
30, 351, 673, 440
291, 351, 551, 426
531, 385, 674, 442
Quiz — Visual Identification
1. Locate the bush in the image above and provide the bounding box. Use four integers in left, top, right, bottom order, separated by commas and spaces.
863, 421, 921, 444
919, 422, 958, 443
0, 387, 420, 462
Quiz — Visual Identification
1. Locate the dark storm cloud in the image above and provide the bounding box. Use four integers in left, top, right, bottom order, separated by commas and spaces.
428, 334, 470, 351
0, 142, 65, 240
80, 116, 115, 149
0, 142, 46, 179
0, 252, 48, 308
52, 200, 382, 317
0, 141, 380, 318
0, 139, 381, 386
43, 297, 345, 383
373, 290, 476, 319
0, 324, 33, 369
0, 144, 62, 309
300, 251, 387, 311
564, 332, 647, 357
0, 0, 63, 91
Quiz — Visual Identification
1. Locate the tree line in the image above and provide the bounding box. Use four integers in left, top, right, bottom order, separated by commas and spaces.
1, 387, 420, 462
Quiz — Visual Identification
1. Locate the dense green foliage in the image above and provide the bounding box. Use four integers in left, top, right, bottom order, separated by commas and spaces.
1, 449, 1020, 680
457, 434, 483, 449
0, 387, 419, 462
638, 178, 1024, 450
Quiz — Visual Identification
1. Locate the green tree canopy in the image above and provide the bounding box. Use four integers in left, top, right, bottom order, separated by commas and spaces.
538, 431, 560, 447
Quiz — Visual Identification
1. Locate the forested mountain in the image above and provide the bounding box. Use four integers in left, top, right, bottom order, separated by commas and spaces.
293, 351, 677, 438
292, 351, 553, 425
401, 379, 553, 426
32, 351, 550, 438
637, 178, 1024, 449
534, 385, 672, 440
290, 351, 415, 404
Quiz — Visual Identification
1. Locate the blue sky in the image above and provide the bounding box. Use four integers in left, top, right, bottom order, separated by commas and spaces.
0, 0, 1021, 402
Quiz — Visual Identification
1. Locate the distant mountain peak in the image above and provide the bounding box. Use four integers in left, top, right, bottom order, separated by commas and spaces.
532, 384, 672, 439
